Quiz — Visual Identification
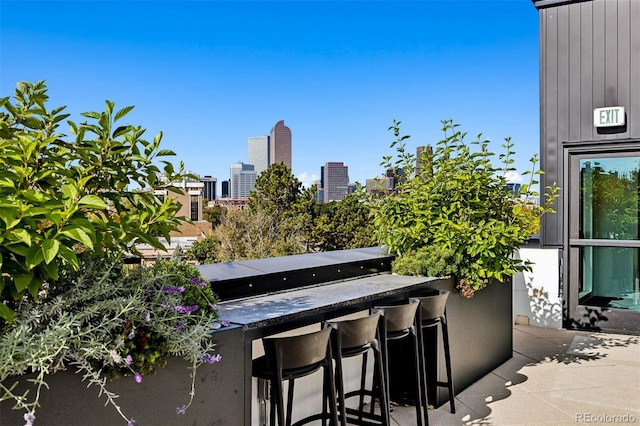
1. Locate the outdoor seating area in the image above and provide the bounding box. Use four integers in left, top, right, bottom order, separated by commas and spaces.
389, 325, 640, 425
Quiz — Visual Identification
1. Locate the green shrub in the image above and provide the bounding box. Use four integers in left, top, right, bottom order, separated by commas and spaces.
375, 119, 558, 297
0, 81, 186, 323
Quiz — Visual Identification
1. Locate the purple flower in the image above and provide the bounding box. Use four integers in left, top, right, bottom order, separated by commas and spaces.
127, 419, 136, 426
175, 321, 186, 331
162, 286, 185, 295
190, 276, 208, 288
23, 412, 35, 426
200, 353, 222, 364
176, 404, 187, 415
127, 331, 135, 340
145, 312, 151, 322
209, 303, 219, 310
221, 319, 230, 327
174, 305, 199, 314
161, 301, 171, 308
124, 355, 133, 366
134, 372, 143, 383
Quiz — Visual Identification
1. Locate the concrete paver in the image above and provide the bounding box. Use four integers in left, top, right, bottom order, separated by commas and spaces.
390, 325, 640, 426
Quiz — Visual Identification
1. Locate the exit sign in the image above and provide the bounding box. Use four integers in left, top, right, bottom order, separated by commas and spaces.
594, 106, 625, 127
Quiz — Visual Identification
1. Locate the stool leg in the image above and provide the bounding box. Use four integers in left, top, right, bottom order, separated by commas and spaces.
273, 377, 286, 426
417, 323, 430, 426
286, 380, 295, 426
374, 345, 390, 426
269, 381, 277, 426
359, 351, 368, 423
334, 355, 347, 426
441, 317, 456, 414
411, 330, 424, 426
325, 358, 340, 426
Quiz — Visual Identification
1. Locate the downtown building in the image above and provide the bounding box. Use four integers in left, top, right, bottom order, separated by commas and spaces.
269, 120, 292, 169
321, 162, 349, 202
230, 162, 257, 199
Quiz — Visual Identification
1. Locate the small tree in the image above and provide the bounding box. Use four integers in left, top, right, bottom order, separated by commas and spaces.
374, 119, 558, 297
0, 81, 186, 322
310, 190, 377, 251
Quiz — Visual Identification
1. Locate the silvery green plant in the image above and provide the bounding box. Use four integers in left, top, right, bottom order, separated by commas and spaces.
0, 254, 223, 425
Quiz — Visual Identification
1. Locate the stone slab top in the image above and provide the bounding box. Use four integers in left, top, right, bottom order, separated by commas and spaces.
216, 273, 439, 333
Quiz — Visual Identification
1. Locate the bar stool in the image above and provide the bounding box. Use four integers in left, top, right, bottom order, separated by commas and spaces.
372, 298, 427, 426
326, 312, 389, 426
252, 326, 339, 426
416, 290, 455, 414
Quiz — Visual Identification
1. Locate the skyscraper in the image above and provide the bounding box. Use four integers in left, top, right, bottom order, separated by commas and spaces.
322, 162, 349, 202
230, 163, 257, 199
248, 136, 270, 176
269, 120, 292, 169
201, 175, 217, 201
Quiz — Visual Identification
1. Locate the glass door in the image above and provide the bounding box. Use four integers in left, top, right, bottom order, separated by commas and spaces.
569, 153, 640, 327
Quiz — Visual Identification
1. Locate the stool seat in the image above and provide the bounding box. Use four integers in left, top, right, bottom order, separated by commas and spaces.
327, 312, 389, 426
416, 289, 456, 414
372, 298, 427, 426
252, 326, 339, 426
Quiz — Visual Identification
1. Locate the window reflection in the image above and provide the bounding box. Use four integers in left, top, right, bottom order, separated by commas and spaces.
579, 157, 640, 311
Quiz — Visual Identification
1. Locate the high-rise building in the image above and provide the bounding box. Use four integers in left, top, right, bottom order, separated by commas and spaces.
221, 180, 229, 198
322, 162, 349, 202
201, 175, 217, 201
248, 136, 270, 176
415, 145, 432, 177
269, 120, 292, 169
230, 162, 257, 199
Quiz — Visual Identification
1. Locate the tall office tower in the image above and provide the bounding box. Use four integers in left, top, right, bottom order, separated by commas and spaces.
201, 175, 217, 201
248, 136, 270, 175
322, 162, 349, 202
221, 180, 229, 198
230, 162, 257, 199
415, 145, 432, 177
269, 120, 292, 169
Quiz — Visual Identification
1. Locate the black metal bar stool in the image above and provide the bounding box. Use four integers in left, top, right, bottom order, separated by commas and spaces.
326, 312, 389, 426
252, 326, 339, 426
372, 297, 427, 426
416, 289, 455, 414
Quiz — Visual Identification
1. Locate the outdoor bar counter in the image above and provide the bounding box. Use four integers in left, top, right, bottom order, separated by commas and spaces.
1, 248, 510, 425
197, 247, 442, 425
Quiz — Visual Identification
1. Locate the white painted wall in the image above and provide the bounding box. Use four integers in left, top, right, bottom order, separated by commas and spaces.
513, 248, 562, 329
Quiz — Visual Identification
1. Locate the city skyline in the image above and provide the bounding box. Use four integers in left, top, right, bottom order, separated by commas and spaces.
1, 1, 541, 188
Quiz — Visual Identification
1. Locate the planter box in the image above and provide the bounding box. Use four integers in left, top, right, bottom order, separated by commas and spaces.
389, 276, 513, 407
0, 326, 246, 426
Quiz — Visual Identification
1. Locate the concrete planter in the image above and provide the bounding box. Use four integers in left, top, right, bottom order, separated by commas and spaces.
0, 326, 246, 426
389, 276, 513, 407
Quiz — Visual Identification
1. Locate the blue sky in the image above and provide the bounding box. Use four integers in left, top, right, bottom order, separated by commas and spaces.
1, 1, 541, 189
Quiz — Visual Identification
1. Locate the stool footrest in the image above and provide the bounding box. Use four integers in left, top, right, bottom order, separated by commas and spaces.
344, 407, 387, 426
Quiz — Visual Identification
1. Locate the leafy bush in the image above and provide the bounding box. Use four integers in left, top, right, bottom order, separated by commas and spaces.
0, 81, 224, 425
391, 245, 462, 278
0, 81, 186, 322
0, 254, 223, 425
374, 120, 558, 297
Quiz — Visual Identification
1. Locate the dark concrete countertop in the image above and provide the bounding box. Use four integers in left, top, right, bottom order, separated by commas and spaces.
217, 273, 438, 332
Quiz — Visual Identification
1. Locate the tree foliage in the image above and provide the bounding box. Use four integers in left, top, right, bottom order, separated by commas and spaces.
0, 81, 186, 322
310, 190, 377, 251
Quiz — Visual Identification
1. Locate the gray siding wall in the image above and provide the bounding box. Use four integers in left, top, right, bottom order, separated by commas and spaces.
537, 0, 640, 246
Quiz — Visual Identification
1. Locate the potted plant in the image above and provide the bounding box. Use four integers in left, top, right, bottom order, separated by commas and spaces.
372, 119, 559, 406
0, 81, 224, 425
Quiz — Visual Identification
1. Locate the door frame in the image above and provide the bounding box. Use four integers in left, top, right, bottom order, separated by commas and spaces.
563, 141, 640, 333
